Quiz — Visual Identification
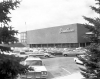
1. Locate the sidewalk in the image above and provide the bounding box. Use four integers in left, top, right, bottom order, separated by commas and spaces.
53, 72, 84, 79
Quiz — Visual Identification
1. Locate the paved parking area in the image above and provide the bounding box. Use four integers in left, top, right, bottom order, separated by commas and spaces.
42, 56, 81, 79
53, 72, 84, 79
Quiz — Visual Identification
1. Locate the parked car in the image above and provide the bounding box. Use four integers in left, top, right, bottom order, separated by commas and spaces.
44, 52, 51, 57
63, 49, 75, 56
20, 57, 48, 79
50, 50, 63, 56
74, 55, 86, 65
17, 52, 28, 58
63, 48, 86, 57
28, 50, 51, 57
28, 52, 51, 58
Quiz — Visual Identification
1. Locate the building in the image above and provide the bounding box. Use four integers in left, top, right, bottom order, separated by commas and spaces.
20, 32, 27, 43
20, 23, 90, 48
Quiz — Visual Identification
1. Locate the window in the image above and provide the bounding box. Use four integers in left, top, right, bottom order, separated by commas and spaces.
26, 60, 42, 66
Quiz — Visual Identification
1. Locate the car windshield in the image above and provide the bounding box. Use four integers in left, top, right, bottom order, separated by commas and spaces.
26, 60, 42, 66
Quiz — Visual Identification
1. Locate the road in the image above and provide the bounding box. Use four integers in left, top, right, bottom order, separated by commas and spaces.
42, 56, 80, 79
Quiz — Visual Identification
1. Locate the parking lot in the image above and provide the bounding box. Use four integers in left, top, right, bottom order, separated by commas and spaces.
42, 56, 81, 79
12, 47, 86, 79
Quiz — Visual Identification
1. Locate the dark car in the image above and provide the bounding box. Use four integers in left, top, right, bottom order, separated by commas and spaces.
50, 50, 63, 56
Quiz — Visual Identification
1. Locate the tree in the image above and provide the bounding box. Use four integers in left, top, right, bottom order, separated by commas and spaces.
0, 26, 18, 44
78, 0, 100, 79
0, 0, 19, 44
0, 54, 29, 79
0, 0, 30, 79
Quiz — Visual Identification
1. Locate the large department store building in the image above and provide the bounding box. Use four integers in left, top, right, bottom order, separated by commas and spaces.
20, 23, 90, 48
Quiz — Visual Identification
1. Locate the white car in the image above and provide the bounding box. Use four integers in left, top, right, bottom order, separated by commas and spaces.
74, 55, 86, 65
27, 52, 51, 58
16, 52, 28, 58
20, 57, 48, 79
74, 57, 83, 65
44, 53, 51, 57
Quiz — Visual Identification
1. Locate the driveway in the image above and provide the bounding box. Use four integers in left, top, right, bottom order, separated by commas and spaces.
42, 56, 81, 79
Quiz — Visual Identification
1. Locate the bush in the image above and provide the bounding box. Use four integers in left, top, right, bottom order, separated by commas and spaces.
0, 53, 29, 79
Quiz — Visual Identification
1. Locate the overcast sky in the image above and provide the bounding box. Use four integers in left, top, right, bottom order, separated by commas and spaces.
9, 0, 96, 32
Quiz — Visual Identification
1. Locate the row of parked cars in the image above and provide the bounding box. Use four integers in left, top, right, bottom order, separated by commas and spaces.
1, 47, 88, 60
46, 47, 87, 57
4, 47, 87, 59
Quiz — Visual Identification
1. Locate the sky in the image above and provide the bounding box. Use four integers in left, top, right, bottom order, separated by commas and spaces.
7, 0, 97, 32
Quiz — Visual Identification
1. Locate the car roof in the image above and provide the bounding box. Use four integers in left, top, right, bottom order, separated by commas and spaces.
25, 57, 41, 61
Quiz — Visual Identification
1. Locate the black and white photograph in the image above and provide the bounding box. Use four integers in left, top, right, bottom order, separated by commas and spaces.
0, 0, 100, 79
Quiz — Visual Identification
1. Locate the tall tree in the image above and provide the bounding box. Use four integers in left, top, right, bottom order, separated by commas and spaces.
0, 0, 30, 79
78, 0, 100, 79
0, 0, 19, 44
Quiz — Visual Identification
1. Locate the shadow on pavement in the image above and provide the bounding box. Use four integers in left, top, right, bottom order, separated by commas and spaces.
47, 72, 54, 79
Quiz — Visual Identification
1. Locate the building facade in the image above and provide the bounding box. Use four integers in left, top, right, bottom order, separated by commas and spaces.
20, 23, 90, 48
19, 32, 27, 43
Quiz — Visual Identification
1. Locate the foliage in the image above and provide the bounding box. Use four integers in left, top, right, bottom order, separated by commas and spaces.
0, 0, 20, 44
79, 44, 100, 79
0, 0, 20, 24
79, 0, 100, 79
0, 26, 18, 44
0, 53, 29, 79
83, 0, 100, 44
0, 1, 30, 79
